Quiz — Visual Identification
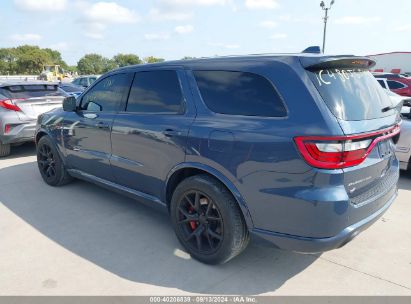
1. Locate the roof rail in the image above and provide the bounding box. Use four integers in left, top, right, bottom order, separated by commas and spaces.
302, 46, 321, 54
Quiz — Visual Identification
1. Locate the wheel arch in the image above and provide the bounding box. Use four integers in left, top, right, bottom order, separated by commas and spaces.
164, 162, 254, 229
35, 128, 66, 165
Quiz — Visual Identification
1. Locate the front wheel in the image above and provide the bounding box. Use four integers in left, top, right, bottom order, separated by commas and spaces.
37, 136, 73, 186
170, 175, 249, 264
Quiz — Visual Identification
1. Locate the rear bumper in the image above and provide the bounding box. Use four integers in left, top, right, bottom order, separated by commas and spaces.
251, 188, 397, 253
0, 121, 36, 144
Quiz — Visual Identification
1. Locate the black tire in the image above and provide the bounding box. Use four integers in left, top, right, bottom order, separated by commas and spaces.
0, 142, 11, 157
37, 136, 73, 186
170, 174, 249, 264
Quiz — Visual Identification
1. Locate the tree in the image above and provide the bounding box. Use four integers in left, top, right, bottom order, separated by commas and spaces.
43, 48, 67, 69
112, 53, 142, 67
77, 53, 113, 75
0, 45, 69, 75
14, 45, 50, 74
144, 56, 165, 64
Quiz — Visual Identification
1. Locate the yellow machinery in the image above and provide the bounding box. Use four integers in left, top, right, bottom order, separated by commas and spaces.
39, 65, 72, 82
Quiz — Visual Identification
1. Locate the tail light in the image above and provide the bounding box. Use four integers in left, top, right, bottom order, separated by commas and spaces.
295, 125, 400, 169
0, 99, 22, 112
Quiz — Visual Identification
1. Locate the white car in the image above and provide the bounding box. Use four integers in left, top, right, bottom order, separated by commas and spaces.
384, 89, 411, 118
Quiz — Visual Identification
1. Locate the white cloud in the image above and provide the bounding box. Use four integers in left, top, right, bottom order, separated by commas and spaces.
395, 24, 411, 32
85, 2, 138, 24
209, 42, 240, 49
144, 33, 171, 41
270, 33, 287, 39
14, 0, 67, 11
49, 42, 69, 51
79, 2, 139, 39
162, 0, 228, 7
245, 0, 278, 10
175, 25, 194, 34
148, 8, 192, 21
149, 0, 230, 22
334, 16, 380, 25
223, 44, 240, 49
10, 33, 42, 42
259, 20, 277, 28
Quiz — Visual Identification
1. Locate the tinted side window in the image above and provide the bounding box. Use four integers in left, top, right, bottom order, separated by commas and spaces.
193, 70, 287, 117
377, 80, 386, 88
126, 70, 184, 114
388, 80, 406, 89
81, 73, 131, 112
80, 78, 89, 87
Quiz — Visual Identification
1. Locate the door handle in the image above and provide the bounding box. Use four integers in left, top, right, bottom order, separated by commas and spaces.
163, 129, 180, 137
95, 122, 110, 129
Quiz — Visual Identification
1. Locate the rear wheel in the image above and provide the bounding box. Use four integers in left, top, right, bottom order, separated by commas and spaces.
170, 175, 249, 264
0, 142, 11, 157
37, 136, 73, 186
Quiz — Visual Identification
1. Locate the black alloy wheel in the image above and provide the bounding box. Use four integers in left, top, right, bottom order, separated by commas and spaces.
177, 190, 224, 254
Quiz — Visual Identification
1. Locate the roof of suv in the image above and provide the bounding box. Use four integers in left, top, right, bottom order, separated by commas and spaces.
113, 53, 369, 72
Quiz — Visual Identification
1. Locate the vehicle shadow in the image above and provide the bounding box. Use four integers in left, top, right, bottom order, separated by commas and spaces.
4, 142, 36, 159
0, 161, 318, 295
398, 170, 411, 191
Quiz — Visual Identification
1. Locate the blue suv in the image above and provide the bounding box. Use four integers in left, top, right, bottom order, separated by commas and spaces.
35, 53, 401, 264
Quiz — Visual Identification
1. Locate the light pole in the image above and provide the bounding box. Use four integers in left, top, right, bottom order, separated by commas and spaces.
320, 0, 335, 53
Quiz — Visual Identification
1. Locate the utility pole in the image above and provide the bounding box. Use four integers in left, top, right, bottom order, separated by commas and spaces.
320, 0, 335, 53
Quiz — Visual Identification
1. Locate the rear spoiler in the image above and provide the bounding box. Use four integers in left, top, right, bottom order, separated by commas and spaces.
300, 56, 376, 71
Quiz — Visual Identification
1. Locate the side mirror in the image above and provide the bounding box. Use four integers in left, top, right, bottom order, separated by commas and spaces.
63, 96, 77, 112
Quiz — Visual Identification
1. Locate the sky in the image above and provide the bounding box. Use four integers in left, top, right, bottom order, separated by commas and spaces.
1, 0, 411, 65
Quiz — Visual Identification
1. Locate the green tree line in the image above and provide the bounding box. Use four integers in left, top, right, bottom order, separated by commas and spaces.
0, 45, 167, 75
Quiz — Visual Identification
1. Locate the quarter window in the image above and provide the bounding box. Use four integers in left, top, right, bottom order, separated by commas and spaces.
387, 80, 406, 90
80, 73, 132, 112
193, 70, 287, 117
126, 70, 184, 114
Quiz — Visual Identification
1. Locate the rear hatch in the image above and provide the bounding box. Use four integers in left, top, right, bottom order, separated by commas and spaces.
301, 57, 400, 215
2, 84, 66, 121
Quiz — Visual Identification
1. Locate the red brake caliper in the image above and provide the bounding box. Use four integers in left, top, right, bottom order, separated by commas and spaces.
188, 206, 197, 231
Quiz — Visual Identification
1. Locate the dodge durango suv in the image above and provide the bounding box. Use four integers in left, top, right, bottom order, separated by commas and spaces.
35, 53, 400, 264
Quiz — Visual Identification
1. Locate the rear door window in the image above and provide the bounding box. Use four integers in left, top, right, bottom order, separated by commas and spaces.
308, 69, 394, 121
193, 70, 287, 117
126, 70, 184, 114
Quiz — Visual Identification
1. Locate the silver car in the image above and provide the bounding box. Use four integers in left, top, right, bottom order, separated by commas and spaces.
397, 118, 411, 170
0, 81, 67, 157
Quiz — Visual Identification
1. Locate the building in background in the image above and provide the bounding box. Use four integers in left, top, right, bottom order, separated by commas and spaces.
368, 52, 411, 75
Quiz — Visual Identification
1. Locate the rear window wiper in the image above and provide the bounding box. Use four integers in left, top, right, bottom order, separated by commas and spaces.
381, 105, 399, 113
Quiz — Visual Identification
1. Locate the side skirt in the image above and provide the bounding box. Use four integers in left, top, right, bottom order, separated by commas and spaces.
67, 169, 168, 213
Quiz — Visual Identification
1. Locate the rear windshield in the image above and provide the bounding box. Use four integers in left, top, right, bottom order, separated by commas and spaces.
0, 85, 65, 99
308, 69, 395, 121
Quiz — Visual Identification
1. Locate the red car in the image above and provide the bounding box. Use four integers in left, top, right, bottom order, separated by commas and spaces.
373, 73, 411, 97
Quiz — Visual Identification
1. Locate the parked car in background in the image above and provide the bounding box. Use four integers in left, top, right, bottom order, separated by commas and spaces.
36, 53, 400, 264
0, 81, 67, 157
374, 73, 411, 97
58, 83, 85, 98
384, 89, 411, 119
71, 75, 98, 88
396, 118, 411, 171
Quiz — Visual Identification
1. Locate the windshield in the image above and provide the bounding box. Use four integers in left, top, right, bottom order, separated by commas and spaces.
309, 69, 394, 121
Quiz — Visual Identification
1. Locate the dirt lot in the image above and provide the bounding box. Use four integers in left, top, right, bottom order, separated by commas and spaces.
1, 143, 410, 295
